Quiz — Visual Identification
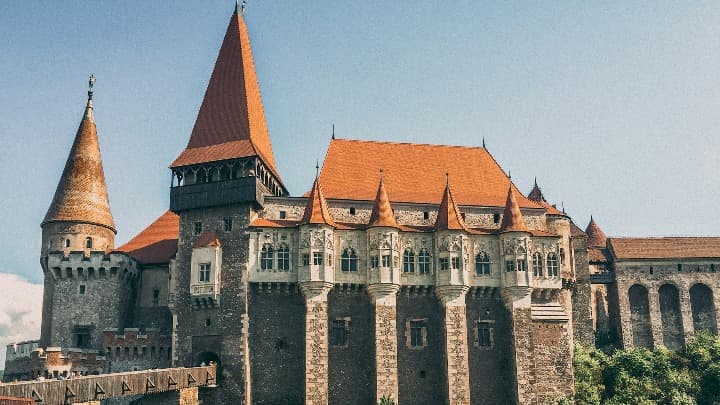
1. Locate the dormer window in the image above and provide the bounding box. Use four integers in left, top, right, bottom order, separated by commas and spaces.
85, 237, 93, 249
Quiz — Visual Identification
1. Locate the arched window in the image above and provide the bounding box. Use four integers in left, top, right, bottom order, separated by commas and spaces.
403, 249, 415, 273
65, 239, 71, 248
260, 244, 274, 270
85, 237, 93, 249
341, 248, 358, 272
547, 252, 559, 277
277, 244, 290, 271
475, 252, 491, 275
532, 252, 543, 277
418, 248, 432, 274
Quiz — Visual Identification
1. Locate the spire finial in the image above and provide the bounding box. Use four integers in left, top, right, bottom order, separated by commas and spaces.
482, 137, 486, 148
379, 168, 383, 181
236, 0, 247, 14
534, 177, 537, 187
315, 160, 320, 179
445, 171, 449, 186
332, 123, 335, 140
508, 171, 512, 181
561, 201, 566, 214
87, 74, 95, 101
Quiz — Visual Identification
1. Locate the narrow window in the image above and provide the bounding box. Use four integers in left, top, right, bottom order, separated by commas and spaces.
478, 322, 493, 348
547, 253, 559, 277
313, 252, 323, 265
341, 248, 358, 272
85, 237, 93, 249
370, 256, 379, 269
279, 211, 287, 219
79, 285, 86, 295
475, 252, 491, 275
418, 249, 432, 274
712, 264, 716, 273
461, 213, 466, 221
193, 222, 202, 236
152, 289, 160, 305
331, 319, 349, 347
260, 244, 274, 270
382, 255, 392, 268
493, 213, 500, 224
277, 245, 290, 271
517, 258, 527, 272
423, 211, 429, 220
409, 320, 426, 348
677, 264, 682, 272
559, 248, 566, 265
505, 260, 515, 272
199, 263, 211, 282
440, 257, 450, 270
65, 239, 71, 248
349, 207, 356, 215
532, 252, 543, 277
223, 217, 233, 232
451, 256, 460, 269
302, 254, 310, 266
403, 249, 415, 273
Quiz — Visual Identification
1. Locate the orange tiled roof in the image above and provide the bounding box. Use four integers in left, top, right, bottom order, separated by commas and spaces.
608, 237, 720, 260
434, 181, 471, 232
499, 183, 529, 233
585, 217, 607, 247
170, 9, 281, 184
43, 99, 115, 232
318, 139, 543, 208
301, 178, 337, 227
193, 231, 221, 248
115, 211, 179, 264
368, 176, 400, 228
588, 247, 611, 263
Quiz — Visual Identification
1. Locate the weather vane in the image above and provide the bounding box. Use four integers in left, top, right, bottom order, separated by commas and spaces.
236, 0, 248, 13
88, 74, 95, 100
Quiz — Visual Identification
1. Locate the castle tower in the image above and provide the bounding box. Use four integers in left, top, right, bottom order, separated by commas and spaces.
168, 6, 285, 403
585, 216, 608, 248
39, 78, 133, 350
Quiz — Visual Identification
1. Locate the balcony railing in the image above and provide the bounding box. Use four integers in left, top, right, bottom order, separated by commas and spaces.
191, 284, 218, 296
170, 177, 264, 211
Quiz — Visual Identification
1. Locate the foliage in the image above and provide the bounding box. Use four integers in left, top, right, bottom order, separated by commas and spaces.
574, 332, 720, 404
378, 395, 396, 405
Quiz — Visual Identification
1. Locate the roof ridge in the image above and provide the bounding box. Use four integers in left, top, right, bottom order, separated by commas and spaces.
331, 137, 490, 150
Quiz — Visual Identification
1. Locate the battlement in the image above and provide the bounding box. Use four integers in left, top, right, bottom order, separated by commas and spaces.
46, 250, 137, 281
102, 328, 172, 370
5, 340, 39, 362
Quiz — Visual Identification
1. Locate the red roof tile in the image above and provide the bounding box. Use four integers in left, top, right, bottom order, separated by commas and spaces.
318, 139, 543, 208
368, 176, 400, 228
193, 231, 221, 248
301, 178, 337, 227
115, 211, 179, 264
588, 247, 611, 263
171, 9, 281, 184
499, 183, 529, 233
43, 99, 115, 232
608, 237, 720, 260
434, 181, 471, 232
585, 217, 607, 247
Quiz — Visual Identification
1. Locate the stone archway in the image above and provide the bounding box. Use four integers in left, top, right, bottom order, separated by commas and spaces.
690, 283, 717, 334
659, 284, 684, 349
629, 284, 653, 349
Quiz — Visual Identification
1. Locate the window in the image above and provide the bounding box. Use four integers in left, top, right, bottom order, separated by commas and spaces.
194, 222, 202, 236
223, 217, 233, 232
505, 260, 515, 272
559, 248, 566, 265
478, 322, 493, 348
712, 264, 716, 273
302, 254, 310, 266
279, 211, 287, 219
65, 239, 71, 248
409, 320, 426, 348
331, 319, 349, 347
277, 245, 290, 271
260, 244, 274, 270
547, 253, 559, 277
199, 263, 211, 282
451, 257, 460, 269
532, 252, 543, 277
403, 250, 415, 273
79, 285, 86, 294
493, 213, 500, 224
440, 257, 450, 270
85, 237, 93, 249
475, 252, 491, 275
677, 264, 682, 272
341, 248, 358, 272
423, 211, 429, 220
382, 255, 392, 268
418, 249, 431, 274
349, 207, 356, 215
73, 326, 92, 349
517, 258, 527, 272
370, 256, 379, 269
313, 252, 323, 265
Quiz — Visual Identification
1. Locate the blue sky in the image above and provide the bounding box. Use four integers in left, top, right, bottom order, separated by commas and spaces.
1, 1, 719, 285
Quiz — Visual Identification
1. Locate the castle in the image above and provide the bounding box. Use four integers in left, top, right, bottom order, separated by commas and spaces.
4, 5, 720, 405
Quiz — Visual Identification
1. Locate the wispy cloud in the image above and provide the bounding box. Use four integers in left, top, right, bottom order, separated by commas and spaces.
0, 273, 42, 367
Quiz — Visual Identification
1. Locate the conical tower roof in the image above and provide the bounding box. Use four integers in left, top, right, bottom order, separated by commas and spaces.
585, 216, 607, 247
528, 178, 545, 202
368, 173, 399, 228
301, 177, 336, 227
42, 82, 115, 232
499, 182, 528, 233
434, 178, 470, 232
171, 8, 282, 185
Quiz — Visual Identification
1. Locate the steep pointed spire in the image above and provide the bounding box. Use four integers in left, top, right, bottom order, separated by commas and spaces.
585, 216, 608, 247
42, 78, 115, 232
499, 182, 528, 233
368, 171, 399, 228
171, 7, 282, 185
301, 175, 336, 227
434, 175, 471, 232
528, 177, 546, 202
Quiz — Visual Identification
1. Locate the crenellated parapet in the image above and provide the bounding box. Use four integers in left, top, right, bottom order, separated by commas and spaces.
44, 250, 138, 282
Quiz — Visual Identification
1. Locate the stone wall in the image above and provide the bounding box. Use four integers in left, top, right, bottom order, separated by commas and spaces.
104, 329, 171, 372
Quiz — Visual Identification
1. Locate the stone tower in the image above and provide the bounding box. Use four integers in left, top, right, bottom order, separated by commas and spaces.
168, 6, 286, 403
39, 79, 134, 350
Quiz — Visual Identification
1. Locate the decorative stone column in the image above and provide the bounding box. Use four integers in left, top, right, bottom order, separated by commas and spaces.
300, 281, 333, 405
437, 285, 471, 405
647, 287, 663, 348
367, 284, 400, 403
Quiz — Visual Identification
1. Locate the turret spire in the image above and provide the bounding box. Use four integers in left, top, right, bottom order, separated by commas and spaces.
368, 170, 400, 228
585, 216, 608, 247
434, 176, 470, 232
301, 175, 336, 227
43, 77, 115, 232
499, 180, 528, 233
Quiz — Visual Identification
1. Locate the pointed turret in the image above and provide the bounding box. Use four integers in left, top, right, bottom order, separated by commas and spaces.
171, 7, 282, 185
528, 178, 545, 202
301, 176, 336, 227
499, 182, 528, 233
585, 216, 607, 247
434, 176, 470, 232
42, 77, 115, 232
368, 172, 399, 228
